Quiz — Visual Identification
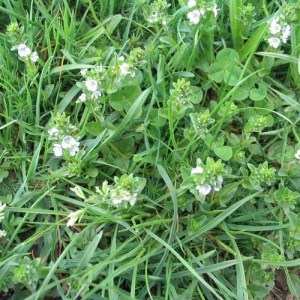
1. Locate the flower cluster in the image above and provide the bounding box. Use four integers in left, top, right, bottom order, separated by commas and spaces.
94, 174, 146, 208
191, 157, 225, 199
47, 113, 80, 158
187, 1, 218, 25
190, 110, 215, 139
51, 135, 80, 157
0, 202, 6, 238
147, 0, 170, 25
118, 56, 135, 77
16, 44, 38, 62
267, 15, 291, 48
77, 47, 145, 103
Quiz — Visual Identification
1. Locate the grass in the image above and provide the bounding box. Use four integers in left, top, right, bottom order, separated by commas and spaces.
1, 0, 300, 299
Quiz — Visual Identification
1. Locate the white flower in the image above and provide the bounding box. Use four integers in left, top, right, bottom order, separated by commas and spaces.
191, 166, 204, 175
212, 4, 219, 17
148, 12, 159, 23
187, 9, 203, 24
61, 136, 80, 156
269, 18, 281, 35
18, 44, 31, 58
282, 24, 291, 43
268, 37, 281, 48
0, 230, 6, 238
53, 143, 63, 157
85, 79, 98, 92
196, 184, 211, 195
78, 93, 87, 102
91, 90, 102, 100
80, 68, 88, 76
118, 56, 125, 61
111, 197, 122, 206
120, 62, 133, 76
48, 127, 59, 138
295, 149, 300, 160
30, 51, 38, 62
67, 210, 82, 227
187, 0, 197, 8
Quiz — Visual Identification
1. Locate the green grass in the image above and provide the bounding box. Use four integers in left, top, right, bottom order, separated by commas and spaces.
1, 0, 300, 299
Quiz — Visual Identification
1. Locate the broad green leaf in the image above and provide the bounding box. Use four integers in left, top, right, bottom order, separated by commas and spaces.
214, 146, 233, 161
249, 83, 268, 101
189, 86, 203, 104
109, 85, 141, 112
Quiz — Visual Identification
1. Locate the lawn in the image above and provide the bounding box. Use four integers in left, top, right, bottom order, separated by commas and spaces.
0, 0, 300, 299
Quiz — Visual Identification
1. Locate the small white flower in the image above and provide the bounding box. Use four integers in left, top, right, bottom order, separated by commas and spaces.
30, 51, 38, 62
191, 166, 204, 175
212, 4, 219, 17
129, 194, 138, 206
196, 184, 212, 195
111, 197, 122, 206
91, 90, 102, 100
78, 93, 87, 102
53, 143, 63, 157
80, 68, 88, 76
187, 0, 197, 8
282, 24, 291, 43
85, 79, 98, 92
0, 230, 6, 238
269, 18, 281, 35
118, 56, 125, 61
61, 136, 80, 156
268, 37, 281, 48
148, 12, 159, 23
120, 62, 131, 76
187, 9, 202, 24
48, 127, 59, 138
18, 44, 31, 58
295, 149, 300, 160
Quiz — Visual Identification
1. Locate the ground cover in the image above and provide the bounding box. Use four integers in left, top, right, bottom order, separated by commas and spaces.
0, 0, 300, 299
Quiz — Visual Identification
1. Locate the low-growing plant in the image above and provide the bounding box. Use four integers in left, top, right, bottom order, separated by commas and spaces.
0, 0, 300, 299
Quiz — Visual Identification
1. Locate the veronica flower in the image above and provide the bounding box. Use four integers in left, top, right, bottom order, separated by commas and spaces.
196, 184, 212, 195
187, 9, 205, 24
30, 51, 39, 62
80, 68, 88, 76
85, 79, 98, 92
120, 62, 134, 76
269, 18, 281, 35
48, 128, 59, 139
268, 37, 281, 48
53, 144, 63, 157
282, 24, 291, 43
191, 166, 204, 175
61, 136, 80, 156
91, 90, 102, 100
18, 44, 31, 58
187, 0, 197, 8
78, 93, 87, 102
